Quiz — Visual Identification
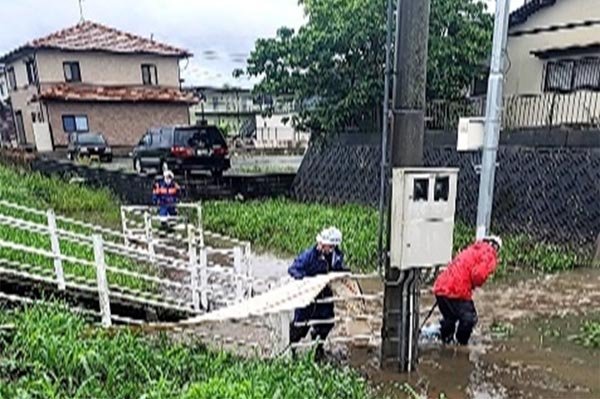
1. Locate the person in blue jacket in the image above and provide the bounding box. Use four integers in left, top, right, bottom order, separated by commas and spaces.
152, 170, 180, 217
288, 227, 348, 359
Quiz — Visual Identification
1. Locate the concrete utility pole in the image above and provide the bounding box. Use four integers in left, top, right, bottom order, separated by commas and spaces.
475, 0, 511, 239
377, 0, 395, 277
381, 0, 431, 372
593, 234, 600, 267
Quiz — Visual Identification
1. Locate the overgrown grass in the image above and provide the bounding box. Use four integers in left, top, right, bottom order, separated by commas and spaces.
0, 164, 121, 227
0, 164, 584, 275
204, 198, 583, 274
0, 305, 375, 399
574, 320, 600, 349
0, 165, 153, 292
204, 198, 379, 271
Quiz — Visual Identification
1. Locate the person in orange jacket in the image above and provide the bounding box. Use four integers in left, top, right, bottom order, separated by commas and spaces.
152, 170, 180, 217
433, 236, 502, 345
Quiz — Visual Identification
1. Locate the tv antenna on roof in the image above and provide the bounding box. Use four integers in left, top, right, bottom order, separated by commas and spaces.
78, 0, 85, 22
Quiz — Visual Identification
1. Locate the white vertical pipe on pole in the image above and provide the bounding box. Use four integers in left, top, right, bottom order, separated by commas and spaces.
476, 0, 511, 239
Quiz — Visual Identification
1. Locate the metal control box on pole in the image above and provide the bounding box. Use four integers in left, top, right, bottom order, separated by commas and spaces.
389, 169, 458, 270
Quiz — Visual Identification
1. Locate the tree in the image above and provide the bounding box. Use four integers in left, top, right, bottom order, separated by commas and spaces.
238, 0, 492, 135
428, 0, 493, 99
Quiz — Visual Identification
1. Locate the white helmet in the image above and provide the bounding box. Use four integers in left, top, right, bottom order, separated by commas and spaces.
163, 170, 174, 180
483, 235, 502, 250
317, 227, 342, 246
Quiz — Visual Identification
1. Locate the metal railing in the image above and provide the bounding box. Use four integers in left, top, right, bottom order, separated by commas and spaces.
503, 90, 600, 129
426, 91, 600, 131
0, 201, 254, 325
426, 97, 486, 131
0, 200, 389, 359
120, 204, 254, 308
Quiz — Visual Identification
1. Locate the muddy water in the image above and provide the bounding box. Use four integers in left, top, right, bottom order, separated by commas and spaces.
249, 252, 292, 293
364, 315, 600, 398
351, 268, 600, 399
174, 249, 600, 398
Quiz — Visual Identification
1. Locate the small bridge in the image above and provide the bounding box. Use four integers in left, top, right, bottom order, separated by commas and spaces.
0, 199, 386, 358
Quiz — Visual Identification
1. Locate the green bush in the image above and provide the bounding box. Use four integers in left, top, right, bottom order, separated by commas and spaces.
0, 305, 374, 399
574, 320, 600, 349
0, 164, 582, 275
204, 198, 582, 274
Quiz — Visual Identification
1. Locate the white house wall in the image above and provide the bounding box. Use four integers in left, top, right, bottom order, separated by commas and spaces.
35, 50, 181, 87
506, 0, 600, 95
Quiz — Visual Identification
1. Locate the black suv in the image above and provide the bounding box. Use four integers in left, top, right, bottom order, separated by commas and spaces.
67, 132, 113, 162
132, 125, 231, 177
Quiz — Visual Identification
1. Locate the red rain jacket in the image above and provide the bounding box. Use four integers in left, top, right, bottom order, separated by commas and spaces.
433, 241, 498, 301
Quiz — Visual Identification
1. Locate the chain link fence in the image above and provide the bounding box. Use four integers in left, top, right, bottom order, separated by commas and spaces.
292, 134, 600, 263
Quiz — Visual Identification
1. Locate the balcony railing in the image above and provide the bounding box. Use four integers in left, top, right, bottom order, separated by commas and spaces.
426, 90, 600, 131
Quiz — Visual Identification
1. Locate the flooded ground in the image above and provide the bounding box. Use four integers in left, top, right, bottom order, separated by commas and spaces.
163, 249, 600, 398
243, 257, 600, 398
355, 268, 600, 399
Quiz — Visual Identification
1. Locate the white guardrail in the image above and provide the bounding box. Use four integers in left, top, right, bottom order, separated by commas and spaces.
0, 200, 387, 359
0, 200, 254, 326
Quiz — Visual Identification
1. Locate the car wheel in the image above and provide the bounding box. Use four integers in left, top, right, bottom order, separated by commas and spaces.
134, 158, 144, 174
211, 169, 223, 179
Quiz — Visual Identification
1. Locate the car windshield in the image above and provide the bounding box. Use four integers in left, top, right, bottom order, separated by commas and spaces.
174, 127, 225, 147
76, 133, 106, 145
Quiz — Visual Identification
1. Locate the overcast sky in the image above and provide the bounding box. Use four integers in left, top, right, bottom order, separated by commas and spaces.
0, 0, 525, 89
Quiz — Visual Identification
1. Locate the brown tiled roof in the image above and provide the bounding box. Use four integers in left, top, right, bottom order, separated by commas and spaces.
2, 20, 191, 61
38, 84, 198, 104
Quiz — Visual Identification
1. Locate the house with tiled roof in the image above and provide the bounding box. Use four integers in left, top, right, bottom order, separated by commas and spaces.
0, 20, 197, 150
504, 0, 600, 127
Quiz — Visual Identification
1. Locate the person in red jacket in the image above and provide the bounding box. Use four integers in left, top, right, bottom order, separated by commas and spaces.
433, 236, 502, 345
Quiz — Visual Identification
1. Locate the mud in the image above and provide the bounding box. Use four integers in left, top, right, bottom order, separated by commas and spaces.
355, 268, 600, 399
166, 250, 600, 399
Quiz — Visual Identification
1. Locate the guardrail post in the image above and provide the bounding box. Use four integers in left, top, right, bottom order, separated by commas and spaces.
120, 206, 130, 246
93, 234, 111, 327
143, 211, 155, 263
244, 242, 253, 298
46, 209, 65, 290
233, 246, 244, 302
277, 310, 291, 357
188, 225, 200, 311
199, 246, 209, 310
196, 202, 204, 247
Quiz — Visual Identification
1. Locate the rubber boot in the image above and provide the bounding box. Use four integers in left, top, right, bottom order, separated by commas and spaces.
311, 331, 326, 363
314, 343, 326, 362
